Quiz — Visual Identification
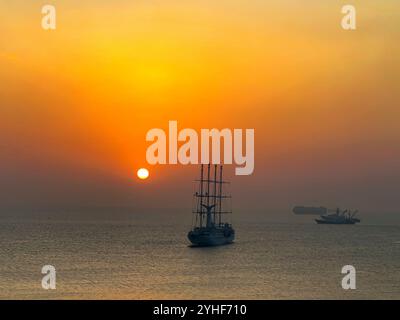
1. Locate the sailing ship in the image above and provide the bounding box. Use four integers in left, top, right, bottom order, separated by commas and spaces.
188, 164, 235, 246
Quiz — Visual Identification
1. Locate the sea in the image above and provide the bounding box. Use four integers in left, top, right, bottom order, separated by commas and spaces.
0, 218, 399, 299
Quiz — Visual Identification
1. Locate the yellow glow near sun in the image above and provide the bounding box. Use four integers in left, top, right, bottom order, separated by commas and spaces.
137, 168, 149, 180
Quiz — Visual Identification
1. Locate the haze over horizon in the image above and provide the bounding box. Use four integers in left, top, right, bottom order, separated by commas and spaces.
1, 1, 400, 223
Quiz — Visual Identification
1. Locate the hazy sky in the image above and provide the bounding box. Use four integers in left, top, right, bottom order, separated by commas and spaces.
1, 1, 399, 222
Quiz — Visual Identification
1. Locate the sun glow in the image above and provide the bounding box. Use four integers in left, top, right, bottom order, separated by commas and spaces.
137, 168, 149, 180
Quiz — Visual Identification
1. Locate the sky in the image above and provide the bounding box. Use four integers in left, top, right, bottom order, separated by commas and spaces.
1, 1, 399, 222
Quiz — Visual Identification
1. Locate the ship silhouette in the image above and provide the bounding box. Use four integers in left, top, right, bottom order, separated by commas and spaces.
315, 208, 360, 225
188, 164, 235, 246
293, 206, 361, 224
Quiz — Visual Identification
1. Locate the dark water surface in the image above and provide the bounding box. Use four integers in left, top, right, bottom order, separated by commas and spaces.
0, 219, 399, 299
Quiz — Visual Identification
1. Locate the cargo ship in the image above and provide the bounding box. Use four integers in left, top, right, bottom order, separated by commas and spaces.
315, 208, 360, 225
293, 206, 361, 225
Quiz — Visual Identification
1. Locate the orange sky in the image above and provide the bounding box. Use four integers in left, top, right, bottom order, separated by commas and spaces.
1, 1, 400, 220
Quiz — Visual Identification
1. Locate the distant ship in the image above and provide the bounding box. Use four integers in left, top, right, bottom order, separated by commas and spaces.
315, 208, 360, 225
188, 164, 235, 246
293, 206, 361, 225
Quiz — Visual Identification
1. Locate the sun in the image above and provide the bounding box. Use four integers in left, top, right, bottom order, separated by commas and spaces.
137, 168, 149, 180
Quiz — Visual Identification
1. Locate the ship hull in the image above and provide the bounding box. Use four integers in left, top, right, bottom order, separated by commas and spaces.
315, 219, 357, 225
188, 227, 235, 247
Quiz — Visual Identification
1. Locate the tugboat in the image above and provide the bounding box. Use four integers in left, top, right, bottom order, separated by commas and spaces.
188, 164, 235, 246
315, 208, 361, 225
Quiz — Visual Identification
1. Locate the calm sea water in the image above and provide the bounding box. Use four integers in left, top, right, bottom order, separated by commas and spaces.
0, 218, 399, 299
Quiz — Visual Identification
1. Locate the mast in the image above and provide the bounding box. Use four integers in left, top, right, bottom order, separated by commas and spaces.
219, 165, 223, 225
206, 163, 211, 228
206, 164, 210, 207
213, 165, 217, 226
192, 164, 231, 229
199, 164, 204, 227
